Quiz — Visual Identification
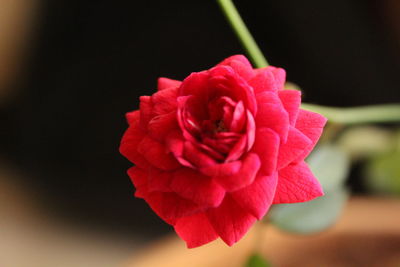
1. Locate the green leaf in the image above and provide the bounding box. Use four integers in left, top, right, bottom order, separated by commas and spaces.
365, 150, 400, 195
245, 253, 272, 267
269, 188, 349, 234
306, 145, 350, 191
337, 126, 392, 160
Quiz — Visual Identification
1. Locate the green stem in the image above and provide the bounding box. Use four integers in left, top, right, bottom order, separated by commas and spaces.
216, 0, 269, 68
301, 103, 400, 125
216, 0, 400, 126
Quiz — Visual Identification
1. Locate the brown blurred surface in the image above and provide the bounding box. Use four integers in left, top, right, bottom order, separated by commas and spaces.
0, 164, 143, 267
129, 197, 400, 267
0, 0, 37, 103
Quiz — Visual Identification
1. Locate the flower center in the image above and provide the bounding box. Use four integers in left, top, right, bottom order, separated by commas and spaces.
214, 120, 227, 133
178, 94, 249, 163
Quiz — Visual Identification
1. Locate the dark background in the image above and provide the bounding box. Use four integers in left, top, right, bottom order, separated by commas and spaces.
1, 0, 399, 240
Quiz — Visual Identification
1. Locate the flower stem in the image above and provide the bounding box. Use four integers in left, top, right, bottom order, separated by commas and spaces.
301, 103, 400, 125
216, 0, 269, 68
216, 0, 400, 126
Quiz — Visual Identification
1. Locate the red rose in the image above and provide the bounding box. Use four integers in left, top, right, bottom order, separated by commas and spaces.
120, 55, 327, 248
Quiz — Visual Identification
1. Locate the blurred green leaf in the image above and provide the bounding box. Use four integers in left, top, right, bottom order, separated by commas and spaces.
365, 150, 400, 195
307, 145, 350, 191
337, 126, 392, 160
270, 145, 350, 234
269, 188, 349, 234
245, 253, 272, 267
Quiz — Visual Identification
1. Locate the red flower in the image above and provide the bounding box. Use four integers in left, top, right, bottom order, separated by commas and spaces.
120, 55, 327, 248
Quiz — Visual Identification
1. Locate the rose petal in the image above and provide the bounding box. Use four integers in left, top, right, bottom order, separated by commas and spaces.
148, 112, 179, 141
166, 130, 184, 157
196, 142, 226, 162
273, 161, 324, 204
126, 110, 139, 125
225, 134, 247, 162
218, 55, 254, 81
170, 168, 225, 207
214, 153, 261, 192
127, 167, 148, 198
203, 133, 240, 155
231, 172, 278, 219
207, 195, 257, 246
229, 101, 245, 132
279, 89, 301, 126
277, 126, 312, 169
200, 160, 242, 177
139, 96, 153, 129
174, 213, 218, 248
157, 77, 181, 91
120, 114, 151, 169
152, 87, 178, 116
183, 141, 217, 168
145, 192, 202, 225
179, 71, 209, 98
137, 136, 180, 171
177, 96, 203, 144
208, 66, 257, 115
268, 66, 286, 90
256, 91, 282, 105
249, 69, 278, 94
246, 111, 256, 151
256, 102, 289, 142
251, 128, 280, 176
295, 109, 328, 160
217, 55, 253, 70
147, 167, 173, 192
166, 130, 195, 168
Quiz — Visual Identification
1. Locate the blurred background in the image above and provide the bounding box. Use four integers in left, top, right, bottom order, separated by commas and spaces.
0, 0, 399, 266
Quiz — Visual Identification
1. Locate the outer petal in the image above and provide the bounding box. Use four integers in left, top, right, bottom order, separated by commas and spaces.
273, 161, 324, 204
179, 71, 209, 97
200, 160, 242, 177
277, 126, 312, 169
268, 66, 286, 90
256, 91, 282, 105
249, 69, 278, 94
256, 102, 289, 142
137, 136, 180, 171
139, 96, 154, 129
207, 195, 257, 246
213, 153, 261, 192
147, 167, 173, 192
152, 87, 178, 116
120, 113, 151, 169
218, 55, 252, 69
295, 109, 328, 160
126, 110, 138, 125
251, 128, 280, 176
157, 77, 181, 91
278, 89, 301, 126
170, 168, 225, 207
127, 167, 148, 198
145, 192, 202, 225
174, 213, 218, 248
231, 172, 278, 220
217, 55, 254, 81
148, 112, 179, 141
